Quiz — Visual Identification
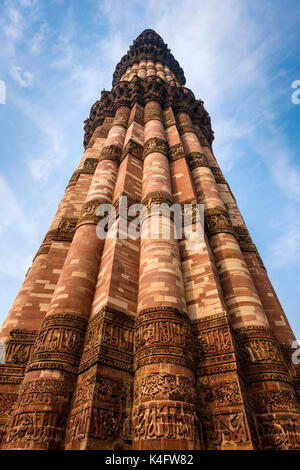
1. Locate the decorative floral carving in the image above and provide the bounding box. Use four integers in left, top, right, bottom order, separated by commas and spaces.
0, 393, 18, 417
187, 152, 208, 169
205, 207, 235, 237
143, 137, 168, 159
99, 144, 122, 163
197, 380, 242, 408
134, 373, 196, 404
121, 139, 143, 162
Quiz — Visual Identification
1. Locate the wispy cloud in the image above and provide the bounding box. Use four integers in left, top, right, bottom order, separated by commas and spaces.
9, 65, 33, 87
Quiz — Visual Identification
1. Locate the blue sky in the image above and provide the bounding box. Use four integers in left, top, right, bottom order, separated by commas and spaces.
0, 0, 299, 336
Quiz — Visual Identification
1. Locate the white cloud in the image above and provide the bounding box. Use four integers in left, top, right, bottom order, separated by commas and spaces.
9, 65, 34, 87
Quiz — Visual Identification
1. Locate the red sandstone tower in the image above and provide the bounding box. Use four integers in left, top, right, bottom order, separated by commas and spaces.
0, 29, 300, 450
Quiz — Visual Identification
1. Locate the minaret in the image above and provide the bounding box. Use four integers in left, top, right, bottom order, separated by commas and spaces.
0, 29, 300, 450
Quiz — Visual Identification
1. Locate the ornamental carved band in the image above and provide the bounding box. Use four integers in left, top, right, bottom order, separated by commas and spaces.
134, 307, 194, 370
68, 158, 99, 187
169, 143, 185, 161
143, 137, 169, 159
192, 312, 236, 376
200, 412, 250, 449
26, 313, 86, 374
66, 374, 133, 445
76, 198, 105, 228
99, 144, 122, 163
121, 139, 143, 162
187, 152, 208, 170
79, 307, 135, 373
144, 102, 163, 123
234, 225, 256, 252
132, 403, 199, 443
142, 191, 173, 211
210, 166, 226, 184
134, 373, 197, 404
35, 216, 78, 258
234, 325, 291, 383
4, 329, 38, 366
205, 208, 235, 237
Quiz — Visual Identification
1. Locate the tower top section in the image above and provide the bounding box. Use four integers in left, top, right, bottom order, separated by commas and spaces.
112, 29, 186, 86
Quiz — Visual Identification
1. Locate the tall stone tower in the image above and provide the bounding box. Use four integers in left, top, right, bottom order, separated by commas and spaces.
0, 29, 300, 451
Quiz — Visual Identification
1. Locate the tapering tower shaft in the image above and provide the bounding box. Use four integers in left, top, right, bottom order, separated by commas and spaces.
0, 29, 300, 450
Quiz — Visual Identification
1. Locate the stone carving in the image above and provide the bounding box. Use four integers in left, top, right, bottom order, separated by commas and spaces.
144, 102, 162, 123
187, 152, 208, 170
210, 166, 226, 183
134, 307, 194, 370
67, 172, 80, 187
83, 157, 99, 172
0, 393, 18, 417
134, 373, 196, 404
73, 374, 131, 408
84, 76, 214, 150
200, 412, 250, 449
143, 137, 168, 159
257, 415, 300, 449
4, 411, 66, 445
112, 109, 130, 128
239, 339, 283, 365
192, 312, 238, 379
177, 122, 195, 136
162, 107, 176, 128
16, 379, 74, 407
67, 375, 133, 445
133, 403, 198, 441
34, 230, 57, 258
128, 104, 144, 127
55, 217, 78, 242
27, 313, 86, 374
5, 329, 37, 365
67, 159, 99, 188
80, 308, 135, 373
234, 225, 256, 252
99, 145, 122, 163
197, 379, 242, 408
205, 207, 235, 237
34, 217, 78, 258
251, 389, 300, 414
66, 407, 122, 443
168, 143, 185, 161
112, 30, 186, 87
77, 198, 105, 228
235, 326, 291, 384
121, 139, 143, 162
142, 191, 173, 211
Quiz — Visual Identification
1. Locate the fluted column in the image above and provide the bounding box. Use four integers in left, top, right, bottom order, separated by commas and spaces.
178, 110, 300, 449
164, 105, 254, 449
2, 106, 129, 450
132, 101, 199, 450
64, 103, 142, 450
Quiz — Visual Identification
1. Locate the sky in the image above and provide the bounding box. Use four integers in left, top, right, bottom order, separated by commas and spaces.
0, 0, 299, 337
